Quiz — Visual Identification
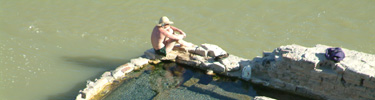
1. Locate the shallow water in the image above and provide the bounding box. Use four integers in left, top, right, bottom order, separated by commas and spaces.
0, 0, 374, 100
104, 63, 311, 100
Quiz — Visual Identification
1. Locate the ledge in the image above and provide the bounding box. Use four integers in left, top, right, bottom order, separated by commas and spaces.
75, 43, 375, 100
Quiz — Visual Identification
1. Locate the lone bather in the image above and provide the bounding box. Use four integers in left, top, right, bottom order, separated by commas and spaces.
151, 16, 193, 56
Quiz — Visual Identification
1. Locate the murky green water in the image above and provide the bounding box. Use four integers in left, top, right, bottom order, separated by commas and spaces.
0, 0, 374, 100
105, 63, 311, 100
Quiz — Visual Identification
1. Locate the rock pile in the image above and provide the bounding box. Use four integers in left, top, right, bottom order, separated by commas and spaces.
76, 43, 375, 100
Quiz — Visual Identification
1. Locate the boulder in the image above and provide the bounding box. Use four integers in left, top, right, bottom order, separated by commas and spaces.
209, 62, 225, 73
188, 46, 208, 57
201, 43, 227, 57
113, 63, 134, 79
219, 55, 243, 72
131, 57, 149, 66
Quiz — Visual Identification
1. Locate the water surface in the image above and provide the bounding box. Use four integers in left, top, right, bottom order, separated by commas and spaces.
105, 63, 311, 100
0, 0, 374, 100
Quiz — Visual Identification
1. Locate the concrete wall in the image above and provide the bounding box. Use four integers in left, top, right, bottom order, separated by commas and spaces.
251, 44, 375, 100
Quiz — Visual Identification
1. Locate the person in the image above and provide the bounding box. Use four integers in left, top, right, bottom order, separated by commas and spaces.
151, 16, 193, 56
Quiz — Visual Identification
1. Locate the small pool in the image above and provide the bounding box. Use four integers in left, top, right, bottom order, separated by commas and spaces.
104, 62, 311, 100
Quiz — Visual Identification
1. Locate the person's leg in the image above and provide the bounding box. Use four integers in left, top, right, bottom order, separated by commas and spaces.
176, 39, 193, 47
164, 39, 177, 53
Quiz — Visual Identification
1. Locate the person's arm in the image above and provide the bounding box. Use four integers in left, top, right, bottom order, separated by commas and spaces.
159, 28, 183, 40
170, 26, 186, 37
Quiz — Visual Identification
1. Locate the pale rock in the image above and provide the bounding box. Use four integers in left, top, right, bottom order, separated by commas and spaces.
242, 64, 252, 81
200, 62, 212, 69
201, 43, 227, 57
131, 57, 149, 67
178, 60, 201, 67
334, 63, 346, 74
86, 80, 95, 89
101, 71, 112, 77
121, 65, 134, 74
190, 54, 206, 61
161, 51, 178, 61
188, 46, 208, 57
112, 63, 134, 79
254, 96, 276, 100
206, 70, 215, 75
112, 71, 125, 80
219, 55, 242, 72
209, 62, 225, 73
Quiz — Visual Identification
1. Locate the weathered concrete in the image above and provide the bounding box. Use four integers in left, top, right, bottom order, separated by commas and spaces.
76, 43, 375, 100
76, 57, 149, 100
251, 44, 375, 100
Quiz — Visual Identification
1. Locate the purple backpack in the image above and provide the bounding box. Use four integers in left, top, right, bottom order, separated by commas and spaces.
325, 47, 345, 62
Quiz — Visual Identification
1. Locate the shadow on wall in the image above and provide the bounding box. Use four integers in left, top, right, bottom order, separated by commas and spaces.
47, 56, 131, 100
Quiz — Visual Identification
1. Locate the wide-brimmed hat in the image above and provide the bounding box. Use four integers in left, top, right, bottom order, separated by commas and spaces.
157, 16, 174, 26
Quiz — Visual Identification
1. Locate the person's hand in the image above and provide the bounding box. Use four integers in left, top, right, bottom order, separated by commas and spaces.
182, 33, 186, 38
178, 35, 185, 40
166, 28, 173, 32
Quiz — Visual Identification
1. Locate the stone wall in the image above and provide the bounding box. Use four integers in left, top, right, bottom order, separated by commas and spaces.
75, 43, 375, 100
251, 44, 375, 100
75, 57, 149, 100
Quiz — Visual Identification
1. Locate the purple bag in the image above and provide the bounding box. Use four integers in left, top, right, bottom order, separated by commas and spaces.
325, 47, 345, 63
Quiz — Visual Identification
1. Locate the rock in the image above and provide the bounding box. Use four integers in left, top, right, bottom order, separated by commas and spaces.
201, 43, 227, 57
225, 70, 242, 78
121, 66, 134, 74
101, 71, 112, 77
131, 57, 149, 67
161, 51, 178, 61
174, 44, 199, 53
188, 46, 208, 57
190, 54, 206, 61
254, 96, 276, 100
334, 63, 346, 74
199, 62, 212, 69
363, 78, 375, 89
77, 43, 375, 100
219, 55, 243, 72
177, 59, 201, 67
144, 48, 178, 61
148, 60, 161, 64
209, 62, 225, 73
112, 70, 125, 79
242, 64, 252, 81
130, 57, 149, 70
206, 70, 215, 76
144, 48, 158, 60
113, 63, 134, 79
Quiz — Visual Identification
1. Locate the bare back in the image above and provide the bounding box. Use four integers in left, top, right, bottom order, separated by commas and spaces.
151, 26, 166, 50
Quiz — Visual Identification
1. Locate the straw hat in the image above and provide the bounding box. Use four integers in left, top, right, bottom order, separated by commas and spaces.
157, 16, 174, 26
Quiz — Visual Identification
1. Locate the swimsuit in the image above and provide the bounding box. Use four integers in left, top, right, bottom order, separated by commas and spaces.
154, 46, 167, 56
